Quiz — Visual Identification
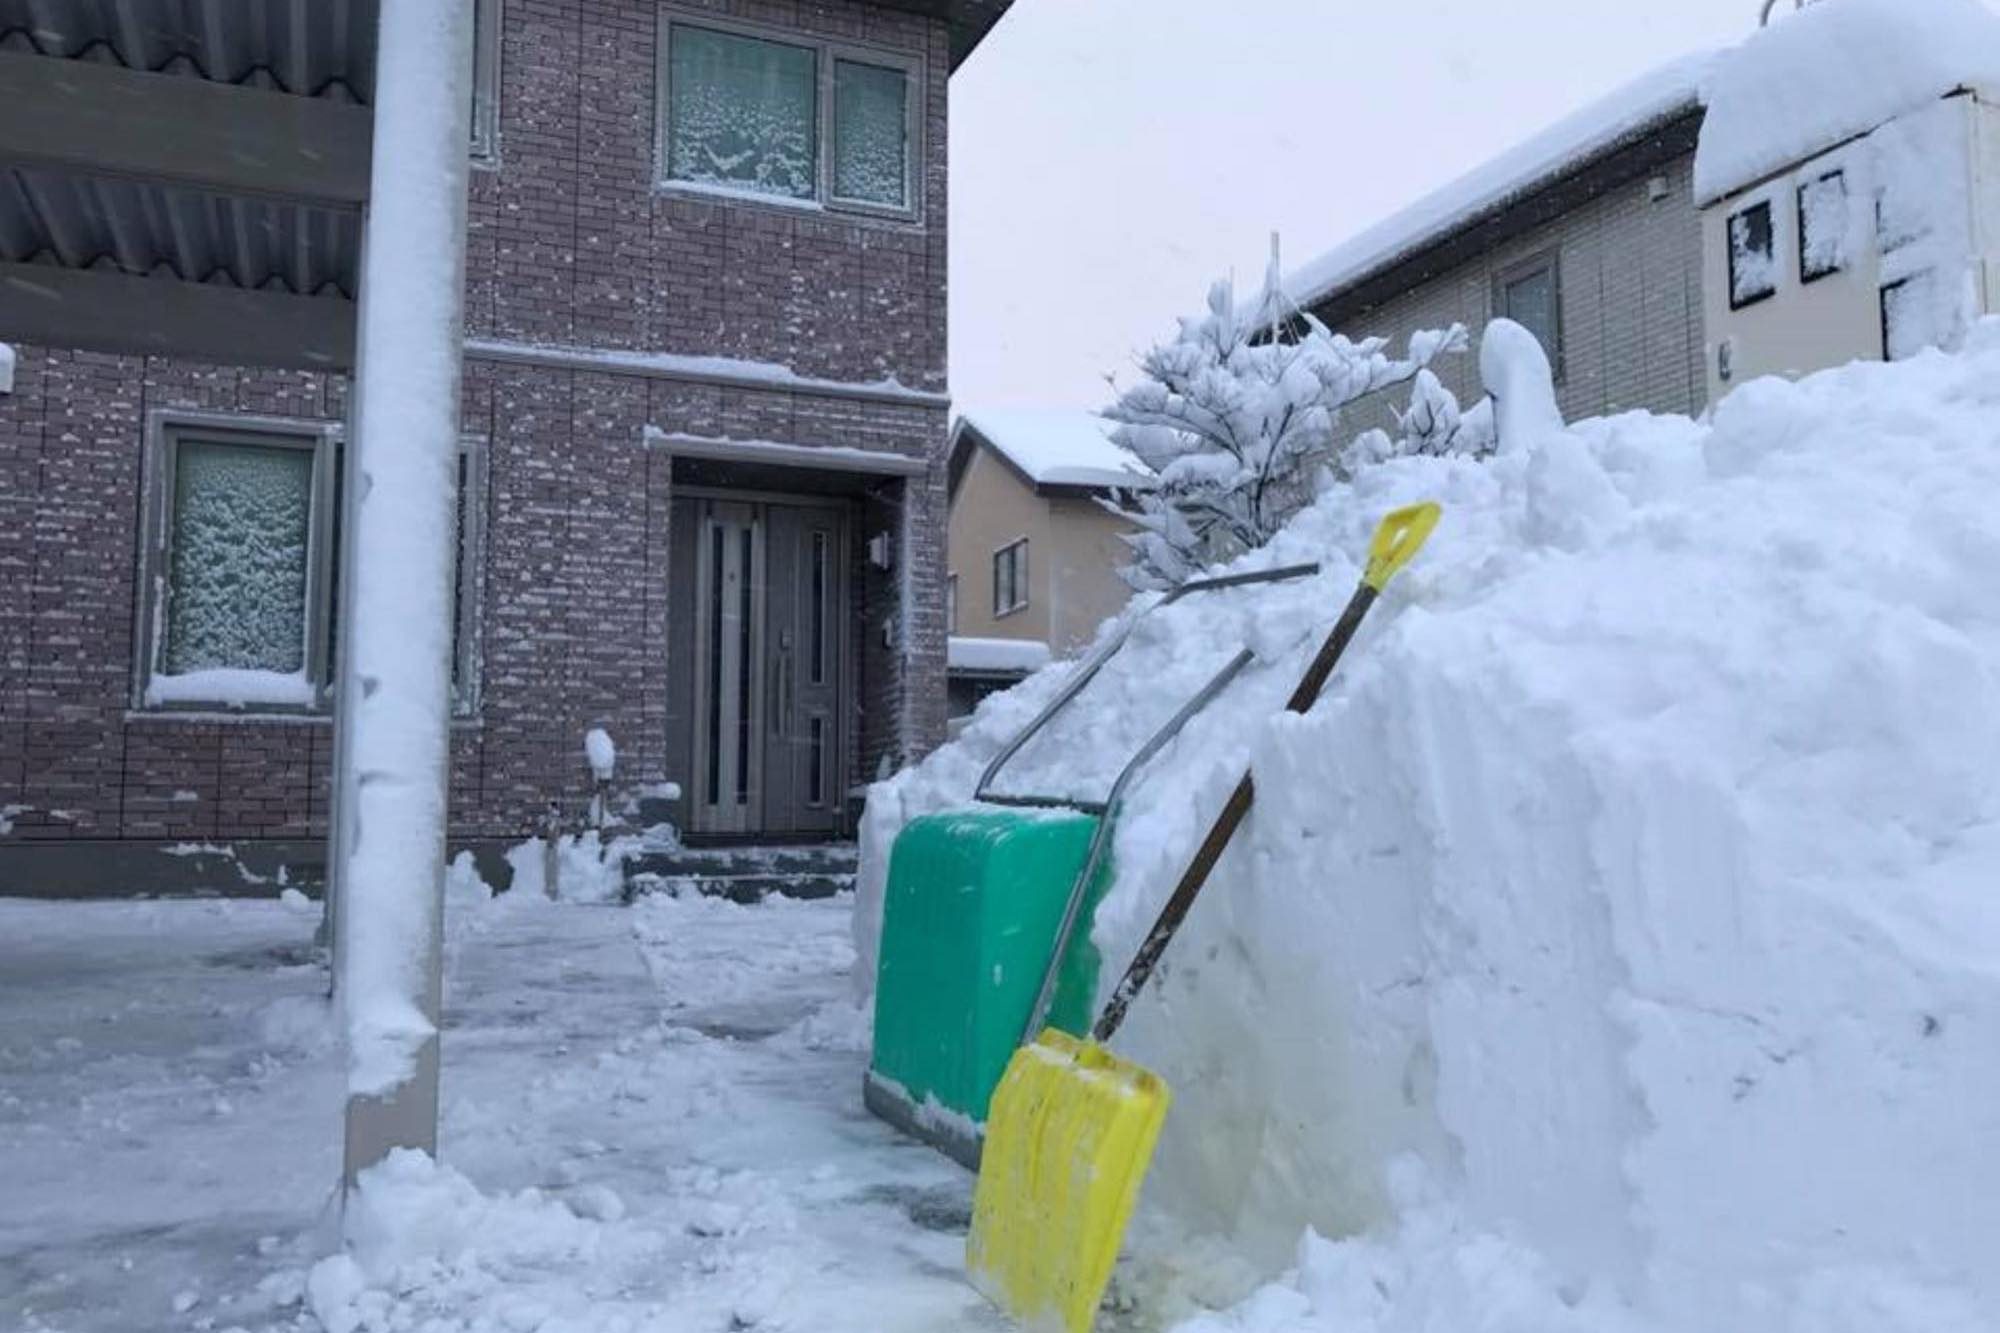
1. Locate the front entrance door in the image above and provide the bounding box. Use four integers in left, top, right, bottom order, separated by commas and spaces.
680, 494, 849, 838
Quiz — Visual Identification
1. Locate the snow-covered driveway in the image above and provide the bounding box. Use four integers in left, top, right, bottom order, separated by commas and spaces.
2, 890, 1017, 1333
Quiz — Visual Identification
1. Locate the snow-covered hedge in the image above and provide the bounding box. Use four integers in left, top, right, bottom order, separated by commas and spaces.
856, 325, 2000, 1329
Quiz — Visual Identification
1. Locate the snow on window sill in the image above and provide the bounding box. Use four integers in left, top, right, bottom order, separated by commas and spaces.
655, 178, 923, 228
145, 669, 318, 711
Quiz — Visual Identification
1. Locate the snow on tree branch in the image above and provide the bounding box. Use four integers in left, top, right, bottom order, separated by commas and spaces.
1099, 257, 1466, 589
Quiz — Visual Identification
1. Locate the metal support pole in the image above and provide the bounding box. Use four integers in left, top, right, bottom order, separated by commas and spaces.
334, 0, 475, 1199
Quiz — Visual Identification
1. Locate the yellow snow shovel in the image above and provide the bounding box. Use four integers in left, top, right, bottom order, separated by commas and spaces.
965, 501, 1443, 1333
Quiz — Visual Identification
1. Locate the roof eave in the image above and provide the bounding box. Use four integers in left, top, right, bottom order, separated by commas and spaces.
1303, 102, 1706, 331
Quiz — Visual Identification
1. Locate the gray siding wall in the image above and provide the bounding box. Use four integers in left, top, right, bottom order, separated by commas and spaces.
1328, 149, 1707, 442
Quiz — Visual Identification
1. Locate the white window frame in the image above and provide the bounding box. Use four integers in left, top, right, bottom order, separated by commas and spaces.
654, 7, 924, 222
471, 0, 503, 165
992, 538, 1029, 618
135, 411, 340, 713
136, 414, 489, 718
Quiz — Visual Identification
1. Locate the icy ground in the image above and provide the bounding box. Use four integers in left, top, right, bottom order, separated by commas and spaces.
0, 891, 1060, 1333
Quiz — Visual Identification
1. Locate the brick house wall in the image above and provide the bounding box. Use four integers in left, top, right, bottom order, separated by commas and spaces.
1327, 149, 1708, 440
0, 0, 953, 885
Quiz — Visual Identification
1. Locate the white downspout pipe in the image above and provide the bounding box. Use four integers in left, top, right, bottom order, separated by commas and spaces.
333, 0, 474, 1202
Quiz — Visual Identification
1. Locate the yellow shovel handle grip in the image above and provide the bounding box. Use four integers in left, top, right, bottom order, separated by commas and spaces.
1362, 501, 1443, 591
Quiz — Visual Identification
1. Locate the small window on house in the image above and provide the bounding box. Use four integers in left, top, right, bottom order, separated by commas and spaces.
1729, 200, 1778, 309
656, 12, 921, 217
832, 59, 910, 209
1798, 171, 1846, 283
1494, 253, 1562, 378
449, 442, 488, 715
992, 539, 1028, 617
144, 423, 333, 709
946, 572, 959, 634
470, 0, 502, 161
1880, 273, 1933, 362
664, 23, 820, 201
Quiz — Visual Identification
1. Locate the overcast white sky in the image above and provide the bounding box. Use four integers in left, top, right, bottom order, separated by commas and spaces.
945, 0, 1836, 413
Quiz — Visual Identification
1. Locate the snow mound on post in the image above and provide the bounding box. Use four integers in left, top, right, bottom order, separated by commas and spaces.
856, 326, 2000, 1328
1695, 0, 2000, 204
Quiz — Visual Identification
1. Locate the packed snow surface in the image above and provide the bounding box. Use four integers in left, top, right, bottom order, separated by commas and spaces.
860, 325, 2000, 1330
1696, 0, 2000, 204
1283, 50, 1712, 314
958, 408, 1157, 490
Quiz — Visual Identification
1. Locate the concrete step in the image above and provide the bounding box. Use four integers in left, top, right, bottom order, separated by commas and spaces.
622, 841, 858, 905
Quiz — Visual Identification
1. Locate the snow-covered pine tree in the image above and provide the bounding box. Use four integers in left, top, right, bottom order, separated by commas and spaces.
1100, 255, 1466, 589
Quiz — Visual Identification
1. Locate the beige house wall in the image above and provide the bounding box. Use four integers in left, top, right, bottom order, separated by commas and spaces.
946, 444, 1137, 656
1699, 95, 1990, 400
948, 444, 1054, 644
1041, 493, 1137, 654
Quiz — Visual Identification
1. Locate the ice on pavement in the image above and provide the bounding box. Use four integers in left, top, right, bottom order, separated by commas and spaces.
1, 889, 1018, 1333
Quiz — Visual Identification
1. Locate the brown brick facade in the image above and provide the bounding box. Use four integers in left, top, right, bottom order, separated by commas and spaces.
0, 0, 952, 883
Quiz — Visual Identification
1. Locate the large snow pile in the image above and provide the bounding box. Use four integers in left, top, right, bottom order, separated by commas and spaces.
1695, 0, 2000, 204
856, 327, 2000, 1330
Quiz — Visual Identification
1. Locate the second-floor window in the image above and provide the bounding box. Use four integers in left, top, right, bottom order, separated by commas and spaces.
658, 13, 918, 217
993, 539, 1028, 618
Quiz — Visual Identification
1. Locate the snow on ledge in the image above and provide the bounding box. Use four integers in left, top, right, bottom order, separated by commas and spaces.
466, 338, 947, 407
144, 668, 316, 710
0, 342, 15, 395
1696, 0, 2000, 204
948, 636, 1052, 675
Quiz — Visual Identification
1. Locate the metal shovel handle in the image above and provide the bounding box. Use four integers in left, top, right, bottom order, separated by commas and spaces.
1092, 503, 1442, 1043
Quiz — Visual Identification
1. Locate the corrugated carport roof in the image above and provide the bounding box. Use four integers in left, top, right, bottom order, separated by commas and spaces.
0, 0, 375, 102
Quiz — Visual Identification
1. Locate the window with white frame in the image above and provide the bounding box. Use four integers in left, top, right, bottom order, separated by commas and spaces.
946, 572, 958, 634
992, 539, 1028, 617
140, 417, 486, 714
657, 11, 919, 215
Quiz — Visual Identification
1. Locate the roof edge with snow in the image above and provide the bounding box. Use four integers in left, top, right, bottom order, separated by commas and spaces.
1289, 51, 1713, 326
947, 411, 1157, 500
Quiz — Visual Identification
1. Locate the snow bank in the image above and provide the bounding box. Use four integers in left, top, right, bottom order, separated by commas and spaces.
1695, 0, 2000, 204
858, 326, 2000, 1328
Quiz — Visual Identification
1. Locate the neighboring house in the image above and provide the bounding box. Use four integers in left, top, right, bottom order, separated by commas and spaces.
0, 0, 1011, 893
943, 410, 1152, 714
1288, 0, 2000, 430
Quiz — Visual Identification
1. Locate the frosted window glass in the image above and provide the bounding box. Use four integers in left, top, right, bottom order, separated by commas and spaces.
669, 26, 818, 200
833, 59, 908, 207
164, 441, 313, 674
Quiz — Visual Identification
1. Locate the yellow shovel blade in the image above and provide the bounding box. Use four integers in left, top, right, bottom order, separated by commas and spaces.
967, 1030, 1170, 1333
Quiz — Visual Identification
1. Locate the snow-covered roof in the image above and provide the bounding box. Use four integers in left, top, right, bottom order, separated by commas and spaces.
1286, 50, 1715, 316
1695, 0, 2000, 204
953, 409, 1157, 492
947, 635, 1052, 675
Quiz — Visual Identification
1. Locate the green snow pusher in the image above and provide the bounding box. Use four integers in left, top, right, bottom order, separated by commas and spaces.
863, 562, 1320, 1168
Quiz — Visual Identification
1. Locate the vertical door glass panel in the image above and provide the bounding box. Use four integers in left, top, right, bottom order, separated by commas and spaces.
810, 530, 828, 685
737, 526, 753, 803
808, 715, 825, 806
164, 440, 314, 675
707, 523, 724, 806
832, 59, 909, 207
668, 25, 818, 200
